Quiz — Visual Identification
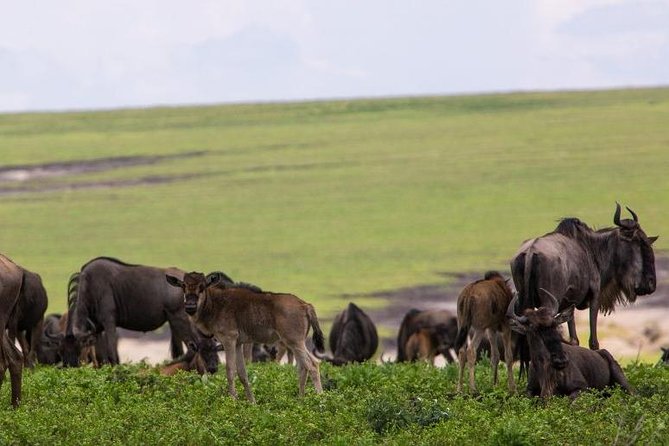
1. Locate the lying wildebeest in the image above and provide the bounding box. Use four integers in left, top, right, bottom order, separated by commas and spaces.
313, 302, 378, 365
511, 203, 657, 351
160, 336, 222, 376
166, 271, 325, 402
456, 271, 516, 393
661, 347, 669, 365
0, 253, 25, 407
396, 309, 458, 363
40, 312, 107, 366
7, 269, 48, 367
63, 257, 198, 366
507, 290, 633, 398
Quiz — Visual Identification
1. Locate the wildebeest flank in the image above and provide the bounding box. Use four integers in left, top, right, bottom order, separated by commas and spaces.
166, 271, 325, 402
511, 203, 658, 351
8, 268, 48, 367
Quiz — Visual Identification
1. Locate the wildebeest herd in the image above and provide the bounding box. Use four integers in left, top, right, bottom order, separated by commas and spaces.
0, 203, 665, 407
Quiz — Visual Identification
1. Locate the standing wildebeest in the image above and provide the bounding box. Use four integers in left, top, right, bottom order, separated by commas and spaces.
8, 269, 48, 367
40, 312, 110, 366
511, 203, 657, 351
455, 271, 516, 394
313, 302, 378, 365
0, 253, 25, 407
396, 309, 458, 363
166, 272, 325, 402
507, 291, 633, 398
63, 257, 197, 366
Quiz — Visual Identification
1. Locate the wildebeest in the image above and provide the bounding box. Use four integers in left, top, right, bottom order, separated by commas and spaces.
160, 336, 222, 376
39, 312, 107, 366
661, 347, 669, 365
404, 327, 456, 364
7, 269, 48, 367
63, 257, 198, 366
166, 271, 325, 402
37, 313, 65, 365
455, 271, 516, 393
313, 302, 378, 365
511, 203, 657, 351
396, 309, 458, 363
507, 290, 633, 398
0, 253, 25, 407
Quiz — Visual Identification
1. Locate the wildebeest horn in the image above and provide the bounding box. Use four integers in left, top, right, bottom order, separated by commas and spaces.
614, 202, 636, 229
506, 293, 527, 323
626, 206, 638, 223
614, 202, 622, 226
539, 288, 560, 316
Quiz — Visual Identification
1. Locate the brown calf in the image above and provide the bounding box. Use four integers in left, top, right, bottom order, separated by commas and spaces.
160, 337, 222, 376
405, 328, 438, 364
0, 254, 25, 407
166, 272, 324, 402
455, 271, 516, 394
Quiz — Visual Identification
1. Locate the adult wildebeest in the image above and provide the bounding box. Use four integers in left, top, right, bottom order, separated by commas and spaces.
455, 271, 516, 394
0, 253, 25, 407
166, 271, 325, 402
507, 291, 633, 398
160, 337, 222, 376
40, 312, 109, 366
313, 302, 378, 365
8, 269, 48, 367
511, 203, 657, 351
396, 309, 458, 363
37, 313, 64, 365
63, 257, 197, 366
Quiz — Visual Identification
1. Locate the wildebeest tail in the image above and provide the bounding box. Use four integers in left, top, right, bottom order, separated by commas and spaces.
454, 298, 472, 352
307, 304, 325, 352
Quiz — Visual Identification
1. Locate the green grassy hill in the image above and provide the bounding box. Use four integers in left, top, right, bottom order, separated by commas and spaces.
1, 88, 668, 314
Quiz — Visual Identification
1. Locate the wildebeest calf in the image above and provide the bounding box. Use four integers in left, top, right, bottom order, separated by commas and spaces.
455, 271, 516, 394
160, 336, 222, 376
166, 272, 325, 402
396, 309, 458, 363
507, 290, 633, 398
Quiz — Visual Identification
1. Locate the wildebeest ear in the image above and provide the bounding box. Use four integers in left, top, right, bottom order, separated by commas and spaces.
215, 343, 224, 352
205, 272, 222, 288
554, 305, 575, 325
166, 275, 183, 288
648, 236, 659, 245
508, 320, 527, 335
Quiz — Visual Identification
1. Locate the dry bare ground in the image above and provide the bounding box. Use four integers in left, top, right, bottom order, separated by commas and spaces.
118, 256, 669, 365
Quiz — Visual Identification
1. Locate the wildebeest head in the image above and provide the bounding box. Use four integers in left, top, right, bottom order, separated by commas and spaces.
61, 313, 97, 368
187, 337, 223, 374
507, 290, 572, 372
166, 272, 220, 316
612, 203, 658, 299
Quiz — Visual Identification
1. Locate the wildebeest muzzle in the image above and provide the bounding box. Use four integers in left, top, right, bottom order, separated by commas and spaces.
184, 294, 199, 315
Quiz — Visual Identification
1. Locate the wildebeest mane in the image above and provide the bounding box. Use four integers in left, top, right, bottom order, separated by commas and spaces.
553, 218, 591, 238
67, 272, 80, 311
207, 271, 263, 293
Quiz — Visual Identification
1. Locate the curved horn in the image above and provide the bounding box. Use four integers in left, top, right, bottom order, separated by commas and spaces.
506, 293, 527, 323
539, 288, 560, 316
626, 206, 638, 223
614, 202, 622, 227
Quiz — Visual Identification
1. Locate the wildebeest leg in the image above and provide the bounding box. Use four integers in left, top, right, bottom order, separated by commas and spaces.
27, 318, 43, 367
501, 327, 516, 394
242, 343, 252, 363
296, 357, 308, 395
222, 339, 238, 399
235, 345, 255, 403
588, 297, 600, 350
2, 335, 23, 408
16, 331, 31, 367
487, 329, 500, 386
104, 328, 120, 365
457, 339, 468, 393
567, 316, 580, 346
292, 344, 322, 396
467, 330, 485, 393
307, 350, 322, 393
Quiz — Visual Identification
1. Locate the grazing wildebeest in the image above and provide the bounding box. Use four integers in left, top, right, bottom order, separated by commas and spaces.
455, 271, 516, 394
313, 302, 378, 365
7, 269, 48, 367
0, 253, 25, 407
166, 271, 325, 402
160, 336, 222, 376
511, 203, 657, 351
63, 257, 197, 366
396, 309, 458, 363
507, 290, 633, 398
661, 347, 669, 365
40, 312, 106, 366
37, 313, 64, 365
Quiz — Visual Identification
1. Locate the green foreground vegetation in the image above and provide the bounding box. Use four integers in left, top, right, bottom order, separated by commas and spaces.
1, 362, 668, 445
1, 88, 668, 315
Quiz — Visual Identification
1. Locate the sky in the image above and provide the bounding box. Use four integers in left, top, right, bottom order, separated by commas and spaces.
0, 0, 667, 113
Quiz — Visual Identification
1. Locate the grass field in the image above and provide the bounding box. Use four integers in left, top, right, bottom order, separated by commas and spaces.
1, 88, 668, 314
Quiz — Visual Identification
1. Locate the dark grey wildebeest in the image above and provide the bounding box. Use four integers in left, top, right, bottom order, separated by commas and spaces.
511, 203, 657, 351
507, 291, 633, 398
8, 269, 48, 367
0, 253, 25, 407
313, 302, 378, 365
62, 257, 197, 367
